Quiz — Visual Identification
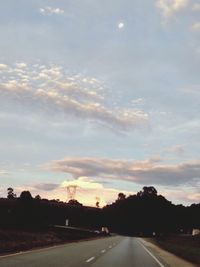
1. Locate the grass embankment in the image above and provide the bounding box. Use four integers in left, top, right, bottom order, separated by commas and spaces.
148, 235, 200, 265
0, 228, 101, 255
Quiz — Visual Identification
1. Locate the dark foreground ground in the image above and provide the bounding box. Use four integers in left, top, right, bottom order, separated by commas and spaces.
1, 229, 199, 266
0, 228, 102, 255
146, 234, 200, 266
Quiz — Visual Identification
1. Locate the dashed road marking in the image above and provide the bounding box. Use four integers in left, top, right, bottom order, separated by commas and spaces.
101, 249, 106, 253
86, 256, 95, 263
108, 245, 112, 249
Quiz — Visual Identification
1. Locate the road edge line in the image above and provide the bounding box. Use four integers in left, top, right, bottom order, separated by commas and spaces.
86, 256, 95, 263
138, 240, 165, 267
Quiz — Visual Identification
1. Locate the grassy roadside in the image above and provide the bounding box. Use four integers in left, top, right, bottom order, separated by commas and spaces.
146, 235, 200, 266
0, 228, 102, 255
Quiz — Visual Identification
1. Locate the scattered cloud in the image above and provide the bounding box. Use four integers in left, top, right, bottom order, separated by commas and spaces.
34, 183, 59, 191
192, 22, 200, 31
131, 98, 145, 106
164, 144, 185, 156
192, 3, 200, 11
0, 64, 8, 70
15, 63, 27, 69
0, 63, 149, 133
162, 187, 200, 204
46, 156, 200, 187
62, 176, 103, 190
156, 0, 189, 17
0, 170, 10, 175
39, 7, 64, 16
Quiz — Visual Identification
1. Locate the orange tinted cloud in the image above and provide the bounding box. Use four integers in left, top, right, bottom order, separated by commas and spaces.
47, 156, 200, 187
0, 63, 148, 133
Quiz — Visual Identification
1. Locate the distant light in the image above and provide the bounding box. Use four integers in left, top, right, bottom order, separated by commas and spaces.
118, 22, 124, 29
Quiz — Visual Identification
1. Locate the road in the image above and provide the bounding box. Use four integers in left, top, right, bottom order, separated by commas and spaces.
0, 236, 166, 267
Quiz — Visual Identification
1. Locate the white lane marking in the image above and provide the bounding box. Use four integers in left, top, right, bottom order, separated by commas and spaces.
138, 242, 165, 267
101, 249, 106, 253
0, 252, 22, 259
86, 256, 95, 263
108, 245, 112, 249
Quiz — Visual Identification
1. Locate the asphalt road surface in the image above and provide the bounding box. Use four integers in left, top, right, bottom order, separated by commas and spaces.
0, 236, 166, 267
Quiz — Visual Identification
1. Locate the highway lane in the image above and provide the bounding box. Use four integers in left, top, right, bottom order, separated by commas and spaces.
0, 236, 166, 267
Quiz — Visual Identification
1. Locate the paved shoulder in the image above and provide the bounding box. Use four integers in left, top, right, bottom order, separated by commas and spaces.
139, 238, 197, 267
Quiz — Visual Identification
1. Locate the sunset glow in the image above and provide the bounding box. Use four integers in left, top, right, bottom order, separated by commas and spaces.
0, 0, 199, 206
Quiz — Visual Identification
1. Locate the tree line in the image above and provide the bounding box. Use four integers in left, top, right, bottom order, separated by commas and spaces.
0, 186, 199, 236
103, 186, 200, 236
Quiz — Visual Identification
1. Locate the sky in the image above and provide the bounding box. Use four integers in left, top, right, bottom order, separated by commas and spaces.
0, 0, 200, 206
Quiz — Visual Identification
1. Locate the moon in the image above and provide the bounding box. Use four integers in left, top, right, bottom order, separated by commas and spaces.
118, 22, 124, 29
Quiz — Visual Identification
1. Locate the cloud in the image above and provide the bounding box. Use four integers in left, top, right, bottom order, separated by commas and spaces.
14, 177, 133, 206
34, 183, 59, 191
192, 3, 200, 11
156, 0, 189, 17
39, 7, 64, 16
162, 187, 200, 204
2, 79, 28, 92
192, 22, 200, 31
14, 175, 200, 206
0, 63, 149, 133
15, 63, 27, 69
0, 64, 8, 70
61, 176, 103, 190
187, 192, 200, 201
61, 177, 133, 206
164, 144, 185, 156
46, 156, 200, 187
131, 98, 145, 106
0, 170, 10, 175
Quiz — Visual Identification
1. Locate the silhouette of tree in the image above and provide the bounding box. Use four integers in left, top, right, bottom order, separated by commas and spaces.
102, 187, 181, 236
68, 199, 82, 206
35, 194, 41, 200
137, 186, 157, 197
19, 191, 33, 201
1, 186, 199, 235
7, 187, 16, 199
118, 192, 126, 201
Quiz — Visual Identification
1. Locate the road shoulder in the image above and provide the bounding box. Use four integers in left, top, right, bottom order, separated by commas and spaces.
139, 238, 197, 267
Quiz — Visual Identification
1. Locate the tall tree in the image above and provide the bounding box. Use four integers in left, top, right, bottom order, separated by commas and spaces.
137, 186, 157, 197
7, 187, 16, 199
118, 192, 126, 201
35, 194, 41, 200
19, 191, 33, 201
